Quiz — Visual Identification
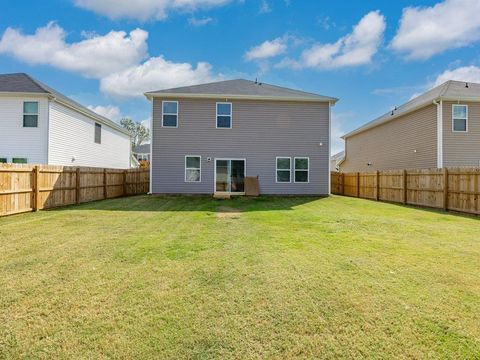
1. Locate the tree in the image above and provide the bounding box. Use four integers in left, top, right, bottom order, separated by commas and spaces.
120, 118, 150, 148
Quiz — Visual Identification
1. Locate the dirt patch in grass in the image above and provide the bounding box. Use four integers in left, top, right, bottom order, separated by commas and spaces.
216, 206, 242, 219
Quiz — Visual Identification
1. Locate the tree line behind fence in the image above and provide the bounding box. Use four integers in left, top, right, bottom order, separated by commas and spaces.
0, 164, 149, 217
331, 168, 480, 216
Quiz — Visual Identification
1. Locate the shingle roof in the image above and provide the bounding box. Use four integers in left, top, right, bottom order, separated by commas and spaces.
343, 80, 480, 138
0, 73, 130, 136
0, 73, 48, 93
145, 79, 338, 103
133, 143, 150, 153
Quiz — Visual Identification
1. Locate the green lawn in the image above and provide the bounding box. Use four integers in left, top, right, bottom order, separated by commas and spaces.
0, 195, 479, 359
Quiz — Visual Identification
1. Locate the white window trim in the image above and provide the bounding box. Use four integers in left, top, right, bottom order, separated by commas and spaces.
216, 102, 232, 129
276, 156, 291, 183
23, 101, 39, 127
185, 155, 201, 183
162, 100, 179, 128
294, 157, 310, 184
452, 104, 468, 133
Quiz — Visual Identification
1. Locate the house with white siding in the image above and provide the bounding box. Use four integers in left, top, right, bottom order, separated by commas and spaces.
0, 73, 131, 168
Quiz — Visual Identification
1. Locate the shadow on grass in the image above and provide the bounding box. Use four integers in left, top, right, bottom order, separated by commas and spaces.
47, 194, 326, 213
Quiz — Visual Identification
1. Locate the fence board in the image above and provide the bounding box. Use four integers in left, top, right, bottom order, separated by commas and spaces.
0, 164, 150, 217
332, 167, 480, 216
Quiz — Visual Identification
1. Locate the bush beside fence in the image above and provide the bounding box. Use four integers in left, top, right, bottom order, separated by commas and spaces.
0, 164, 149, 217
331, 168, 480, 216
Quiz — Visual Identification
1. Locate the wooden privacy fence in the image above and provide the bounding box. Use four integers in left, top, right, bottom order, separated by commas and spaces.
331, 168, 480, 216
0, 164, 149, 217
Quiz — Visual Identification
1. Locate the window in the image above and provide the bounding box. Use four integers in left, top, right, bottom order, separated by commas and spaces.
452, 105, 468, 132
0, 158, 7, 163
294, 157, 309, 183
94, 123, 102, 144
276, 157, 291, 183
163, 101, 178, 127
12, 158, 27, 164
185, 156, 201, 182
23, 101, 38, 127
216, 102, 232, 128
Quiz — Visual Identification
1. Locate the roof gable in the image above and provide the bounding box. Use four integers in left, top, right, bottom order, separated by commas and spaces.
145, 79, 338, 103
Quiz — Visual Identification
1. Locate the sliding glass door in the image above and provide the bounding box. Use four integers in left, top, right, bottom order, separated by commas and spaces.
215, 159, 245, 194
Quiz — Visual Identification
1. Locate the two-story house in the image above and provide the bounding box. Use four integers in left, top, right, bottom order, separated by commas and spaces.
0, 73, 131, 168
340, 80, 480, 172
145, 79, 337, 196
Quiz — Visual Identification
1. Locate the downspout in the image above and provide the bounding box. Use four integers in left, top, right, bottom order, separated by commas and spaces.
433, 99, 443, 168
148, 95, 153, 194
328, 101, 332, 195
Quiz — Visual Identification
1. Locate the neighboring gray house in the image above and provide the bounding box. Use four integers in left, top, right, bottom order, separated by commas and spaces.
133, 143, 150, 162
0, 73, 131, 168
145, 79, 337, 196
340, 80, 480, 172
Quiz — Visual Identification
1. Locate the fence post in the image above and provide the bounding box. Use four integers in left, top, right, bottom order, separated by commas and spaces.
75, 167, 81, 204
443, 168, 449, 211
376, 170, 380, 201
33, 166, 40, 211
403, 170, 408, 205
356, 172, 360, 198
123, 170, 128, 196
103, 168, 108, 199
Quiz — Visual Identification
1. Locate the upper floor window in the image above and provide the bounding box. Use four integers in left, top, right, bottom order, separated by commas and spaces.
294, 157, 309, 183
216, 102, 232, 128
452, 105, 468, 132
163, 101, 178, 127
276, 157, 291, 183
23, 101, 38, 127
94, 123, 102, 144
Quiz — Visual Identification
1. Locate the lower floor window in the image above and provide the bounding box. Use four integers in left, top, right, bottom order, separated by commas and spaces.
294, 157, 309, 183
12, 158, 28, 164
276, 157, 291, 183
185, 156, 201, 182
0, 158, 7, 163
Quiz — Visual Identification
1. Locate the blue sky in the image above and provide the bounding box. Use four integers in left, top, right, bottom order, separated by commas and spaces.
1, 0, 480, 153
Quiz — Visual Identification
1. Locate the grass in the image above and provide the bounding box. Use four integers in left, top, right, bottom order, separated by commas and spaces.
0, 195, 479, 359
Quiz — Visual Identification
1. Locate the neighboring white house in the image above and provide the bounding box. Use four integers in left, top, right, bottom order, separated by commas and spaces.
0, 73, 131, 168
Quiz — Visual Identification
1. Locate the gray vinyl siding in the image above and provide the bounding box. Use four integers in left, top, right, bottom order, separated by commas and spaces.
340, 104, 438, 172
151, 98, 330, 195
443, 101, 480, 167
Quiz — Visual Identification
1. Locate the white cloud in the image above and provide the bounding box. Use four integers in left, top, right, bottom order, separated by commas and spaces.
281, 11, 385, 69
188, 16, 214, 26
74, 0, 231, 21
87, 105, 122, 121
245, 37, 287, 61
391, 0, 480, 60
433, 65, 480, 86
259, 0, 272, 14
100, 56, 221, 97
0, 22, 148, 78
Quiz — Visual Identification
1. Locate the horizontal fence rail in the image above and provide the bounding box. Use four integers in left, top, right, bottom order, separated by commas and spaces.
0, 164, 149, 217
331, 168, 480, 216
